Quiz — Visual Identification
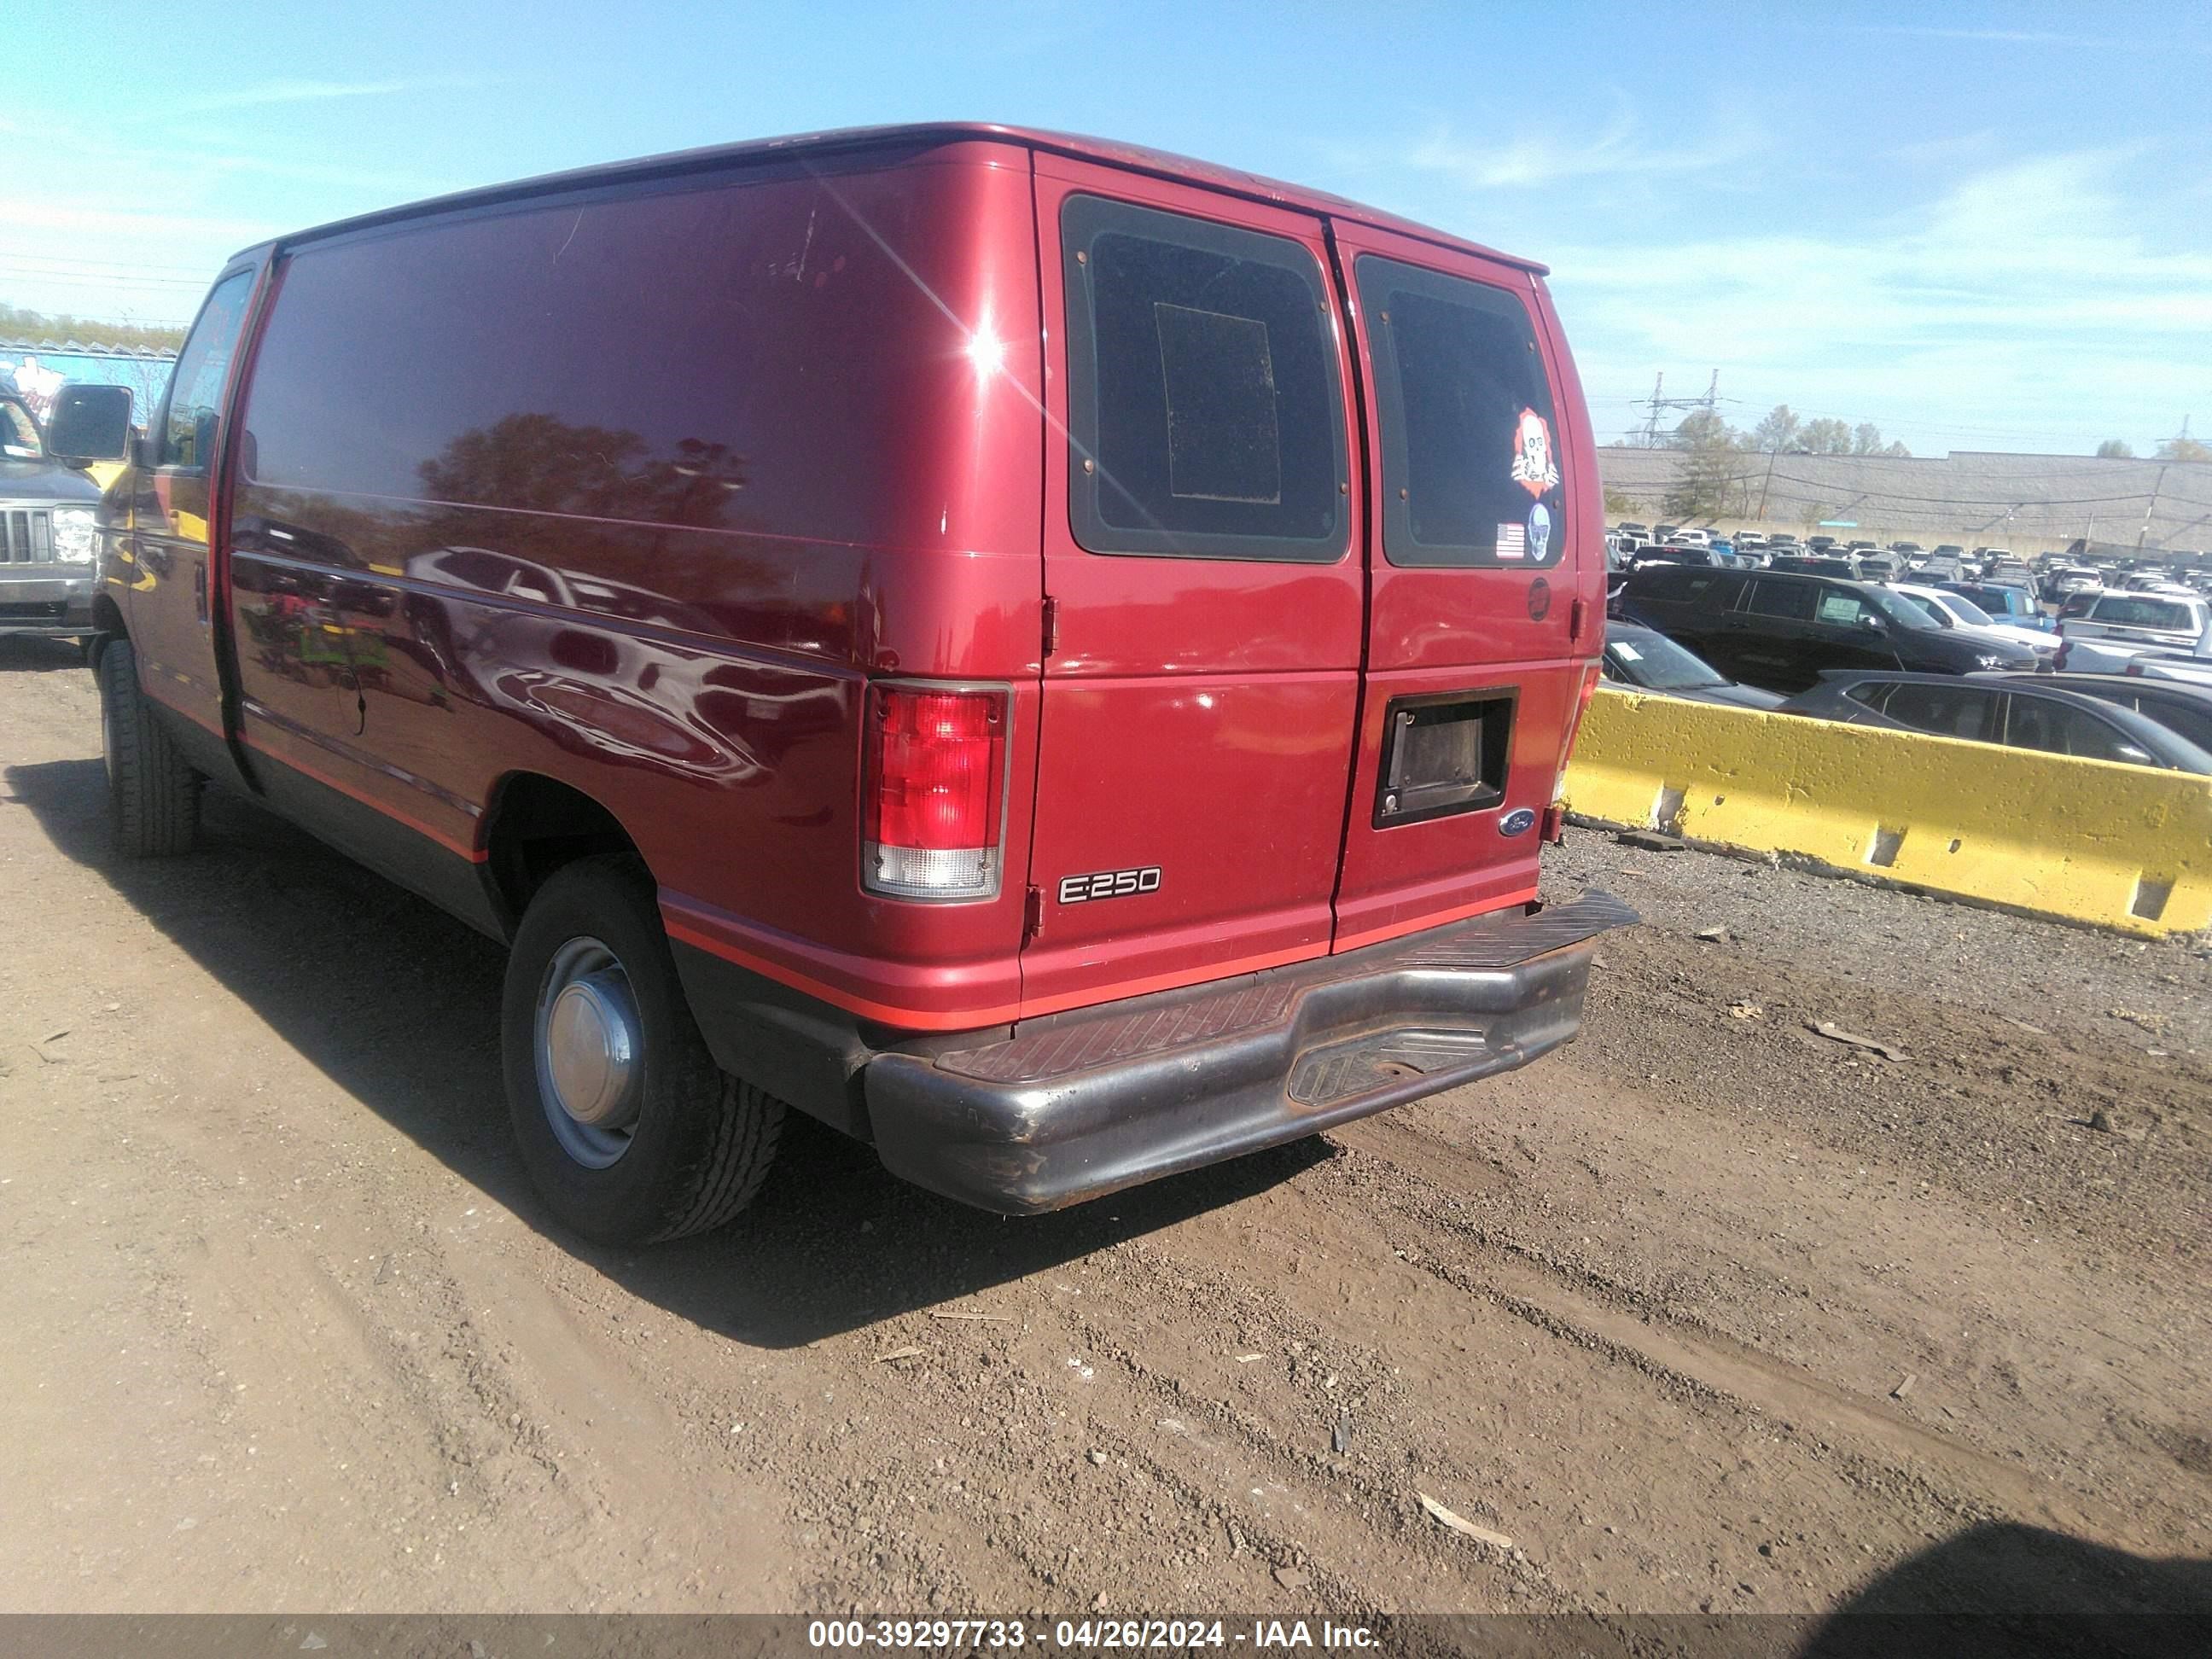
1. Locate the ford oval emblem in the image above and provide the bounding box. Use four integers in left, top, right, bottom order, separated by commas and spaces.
1499, 807, 1537, 838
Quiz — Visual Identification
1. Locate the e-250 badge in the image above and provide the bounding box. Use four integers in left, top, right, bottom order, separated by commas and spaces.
1057, 866, 1163, 905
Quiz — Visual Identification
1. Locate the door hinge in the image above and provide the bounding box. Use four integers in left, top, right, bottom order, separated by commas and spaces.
1041, 594, 1059, 660
1022, 884, 1045, 943
1569, 595, 1588, 644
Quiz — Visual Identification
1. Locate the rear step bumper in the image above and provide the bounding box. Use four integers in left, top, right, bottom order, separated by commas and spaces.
864, 890, 1637, 1214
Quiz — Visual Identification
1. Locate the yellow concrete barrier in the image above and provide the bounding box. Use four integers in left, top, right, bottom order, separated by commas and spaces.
1563, 687, 2212, 936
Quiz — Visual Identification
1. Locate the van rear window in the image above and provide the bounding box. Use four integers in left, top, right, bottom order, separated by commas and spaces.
1357, 255, 1565, 569
1061, 195, 1348, 562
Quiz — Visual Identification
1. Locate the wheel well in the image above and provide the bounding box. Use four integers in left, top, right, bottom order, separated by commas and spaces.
87, 595, 127, 665
482, 774, 643, 930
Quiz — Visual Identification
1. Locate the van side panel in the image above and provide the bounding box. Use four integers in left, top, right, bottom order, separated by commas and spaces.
224, 142, 1046, 1029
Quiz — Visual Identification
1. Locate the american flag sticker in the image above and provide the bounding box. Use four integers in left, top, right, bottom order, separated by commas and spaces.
1497, 521, 1527, 560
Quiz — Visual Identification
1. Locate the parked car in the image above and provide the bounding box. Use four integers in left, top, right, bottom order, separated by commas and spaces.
1611, 566, 2040, 695
1972, 672, 2212, 754
1940, 581, 2052, 632
1856, 552, 1899, 582
2062, 591, 2212, 655
1891, 583, 2058, 660
1777, 672, 2212, 773
1633, 544, 1715, 569
2043, 565, 2103, 602
1600, 621, 1784, 709
1769, 554, 1860, 579
0, 388, 106, 643
53, 122, 1632, 1241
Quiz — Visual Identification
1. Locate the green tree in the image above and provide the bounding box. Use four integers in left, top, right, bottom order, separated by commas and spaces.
0, 301, 186, 354
1664, 408, 1738, 451
2095, 438, 2134, 458
1800, 418, 1853, 455
1749, 405, 1801, 452
2155, 436, 2212, 463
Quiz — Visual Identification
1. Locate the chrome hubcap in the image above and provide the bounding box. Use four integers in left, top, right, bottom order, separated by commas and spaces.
533, 936, 642, 1168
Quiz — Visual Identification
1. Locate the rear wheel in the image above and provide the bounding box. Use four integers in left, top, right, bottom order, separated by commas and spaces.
97, 636, 200, 858
501, 855, 785, 1243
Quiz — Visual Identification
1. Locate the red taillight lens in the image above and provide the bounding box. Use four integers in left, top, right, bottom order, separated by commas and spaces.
864, 684, 1008, 899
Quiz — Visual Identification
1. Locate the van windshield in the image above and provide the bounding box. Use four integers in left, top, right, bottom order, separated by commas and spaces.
1357, 255, 1565, 569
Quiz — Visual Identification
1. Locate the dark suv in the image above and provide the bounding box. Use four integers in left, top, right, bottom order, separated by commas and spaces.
1614, 565, 2041, 694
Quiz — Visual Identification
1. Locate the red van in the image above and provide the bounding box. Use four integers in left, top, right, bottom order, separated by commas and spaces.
49, 125, 1630, 1243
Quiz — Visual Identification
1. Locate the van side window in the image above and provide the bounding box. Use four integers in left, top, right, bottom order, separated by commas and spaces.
1745, 579, 1816, 620
159, 270, 256, 471
1355, 254, 1564, 569
1061, 195, 1348, 562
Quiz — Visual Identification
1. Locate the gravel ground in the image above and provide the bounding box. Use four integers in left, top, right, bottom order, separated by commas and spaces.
2, 638, 2205, 1627
1553, 830, 2212, 1057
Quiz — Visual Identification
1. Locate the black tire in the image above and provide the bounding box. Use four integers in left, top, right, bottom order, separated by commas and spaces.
501, 855, 784, 1244
97, 636, 200, 859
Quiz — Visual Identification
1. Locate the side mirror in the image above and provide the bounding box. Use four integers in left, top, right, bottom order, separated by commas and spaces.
45, 383, 135, 466
1860, 613, 1888, 632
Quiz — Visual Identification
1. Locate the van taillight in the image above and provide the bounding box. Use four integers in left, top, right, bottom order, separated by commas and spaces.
864, 684, 1008, 900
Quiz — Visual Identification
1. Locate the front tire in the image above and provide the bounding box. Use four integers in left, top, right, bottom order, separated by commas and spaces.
501, 855, 785, 1244
97, 637, 200, 858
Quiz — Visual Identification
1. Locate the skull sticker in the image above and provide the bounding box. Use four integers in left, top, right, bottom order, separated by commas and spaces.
1510, 408, 1559, 499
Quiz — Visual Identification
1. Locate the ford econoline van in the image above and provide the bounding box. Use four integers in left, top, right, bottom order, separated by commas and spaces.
49, 124, 1630, 1243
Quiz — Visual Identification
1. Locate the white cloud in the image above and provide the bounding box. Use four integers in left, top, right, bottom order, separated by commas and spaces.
1406, 113, 1758, 190
178, 75, 491, 114
1544, 149, 2212, 451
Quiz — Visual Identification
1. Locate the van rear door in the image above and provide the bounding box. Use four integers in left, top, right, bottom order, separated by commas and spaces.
1327, 224, 1596, 951
1020, 159, 1365, 1017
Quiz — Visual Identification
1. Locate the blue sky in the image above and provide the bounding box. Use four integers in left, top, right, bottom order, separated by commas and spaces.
8, 0, 2209, 456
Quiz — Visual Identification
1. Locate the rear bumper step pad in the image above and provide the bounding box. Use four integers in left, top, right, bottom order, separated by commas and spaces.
863, 889, 1637, 1214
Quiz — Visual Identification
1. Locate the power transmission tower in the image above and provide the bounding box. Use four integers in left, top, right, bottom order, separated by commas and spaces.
1634, 370, 1723, 447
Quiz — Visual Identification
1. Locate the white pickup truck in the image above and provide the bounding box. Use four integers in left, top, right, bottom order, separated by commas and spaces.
2056, 591, 2212, 677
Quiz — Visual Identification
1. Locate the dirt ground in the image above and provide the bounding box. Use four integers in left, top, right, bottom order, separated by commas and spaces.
1, 635, 2206, 1624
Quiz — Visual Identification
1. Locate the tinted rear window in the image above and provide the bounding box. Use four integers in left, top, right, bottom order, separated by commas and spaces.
1357, 255, 1565, 569
1629, 566, 1729, 603
1062, 195, 1347, 562
2092, 596, 2197, 630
